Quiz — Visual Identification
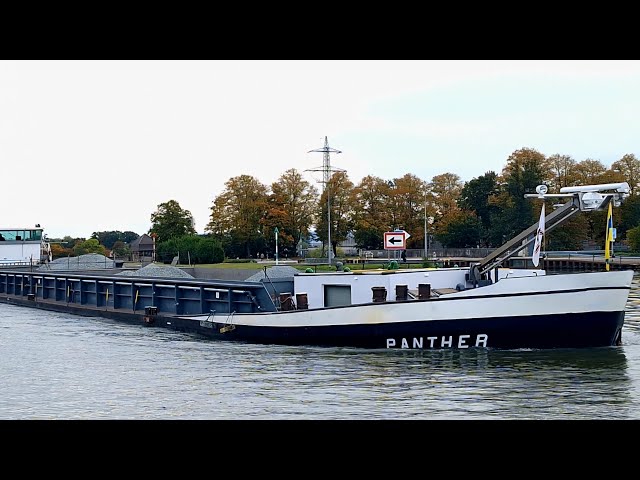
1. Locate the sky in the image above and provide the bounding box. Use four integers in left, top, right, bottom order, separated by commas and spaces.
2, 60, 639, 239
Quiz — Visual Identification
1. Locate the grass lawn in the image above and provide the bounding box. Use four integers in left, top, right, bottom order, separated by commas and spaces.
191, 261, 430, 272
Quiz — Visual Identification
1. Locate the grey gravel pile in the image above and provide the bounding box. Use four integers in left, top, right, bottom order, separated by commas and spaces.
38, 254, 115, 271
116, 264, 194, 279
246, 265, 300, 281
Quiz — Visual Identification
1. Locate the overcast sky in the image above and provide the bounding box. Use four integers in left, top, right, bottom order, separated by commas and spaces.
2, 60, 639, 239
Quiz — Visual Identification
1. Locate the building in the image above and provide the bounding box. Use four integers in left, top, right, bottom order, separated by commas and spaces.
129, 234, 154, 262
0, 226, 50, 266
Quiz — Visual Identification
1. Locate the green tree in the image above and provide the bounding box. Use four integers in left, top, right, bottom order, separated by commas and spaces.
111, 240, 131, 258
434, 210, 482, 248
546, 214, 590, 251
149, 200, 196, 243
194, 236, 225, 264
91, 230, 140, 249
73, 238, 107, 256
459, 171, 499, 244
618, 193, 640, 239
157, 235, 225, 264
627, 225, 640, 252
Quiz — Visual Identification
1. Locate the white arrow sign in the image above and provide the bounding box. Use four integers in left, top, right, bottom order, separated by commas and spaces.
384, 231, 406, 250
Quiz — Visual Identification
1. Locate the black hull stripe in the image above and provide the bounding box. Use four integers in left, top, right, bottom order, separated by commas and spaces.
172, 311, 626, 349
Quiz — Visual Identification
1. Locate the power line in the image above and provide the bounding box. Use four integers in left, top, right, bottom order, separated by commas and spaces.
305, 136, 345, 262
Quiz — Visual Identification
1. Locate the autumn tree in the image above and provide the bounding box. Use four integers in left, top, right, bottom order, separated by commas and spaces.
611, 153, 640, 195
149, 200, 196, 244
488, 148, 549, 245
569, 159, 623, 242
50, 243, 72, 259
206, 175, 269, 258
429, 172, 462, 217
352, 175, 393, 250
572, 159, 609, 185
262, 169, 318, 258
389, 173, 429, 249
547, 154, 576, 191
315, 171, 355, 258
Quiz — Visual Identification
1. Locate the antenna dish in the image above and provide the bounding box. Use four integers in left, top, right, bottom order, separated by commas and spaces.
535, 185, 548, 195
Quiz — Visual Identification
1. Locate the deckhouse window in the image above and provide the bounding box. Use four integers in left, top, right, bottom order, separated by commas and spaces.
324, 285, 351, 307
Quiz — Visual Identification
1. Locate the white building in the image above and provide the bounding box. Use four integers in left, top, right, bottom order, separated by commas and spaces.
0, 227, 51, 266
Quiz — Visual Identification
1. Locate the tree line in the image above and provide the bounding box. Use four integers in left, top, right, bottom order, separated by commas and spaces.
51, 148, 640, 260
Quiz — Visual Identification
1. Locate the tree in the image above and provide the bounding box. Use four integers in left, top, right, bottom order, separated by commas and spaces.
156, 235, 224, 264
149, 200, 196, 243
490, 148, 550, 244
618, 193, 640, 239
573, 159, 608, 185
547, 154, 576, 191
459, 171, 500, 241
627, 225, 640, 252
91, 230, 140, 249
50, 243, 72, 259
546, 214, 590, 251
206, 175, 269, 258
611, 153, 640, 195
111, 240, 131, 258
73, 238, 107, 256
352, 175, 391, 250
263, 169, 318, 258
434, 210, 482, 248
315, 171, 355, 257
390, 173, 429, 249
430, 172, 462, 217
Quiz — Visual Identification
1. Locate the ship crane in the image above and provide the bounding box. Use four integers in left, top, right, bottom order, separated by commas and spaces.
469, 182, 631, 283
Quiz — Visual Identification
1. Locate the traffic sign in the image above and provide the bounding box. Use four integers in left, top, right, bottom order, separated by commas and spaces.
384, 231, 406, 250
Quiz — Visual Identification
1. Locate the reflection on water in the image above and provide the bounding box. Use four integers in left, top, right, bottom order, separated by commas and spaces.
1, 273, 640, 419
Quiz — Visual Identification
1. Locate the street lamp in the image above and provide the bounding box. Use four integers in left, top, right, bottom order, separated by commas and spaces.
424, 202, 434, 260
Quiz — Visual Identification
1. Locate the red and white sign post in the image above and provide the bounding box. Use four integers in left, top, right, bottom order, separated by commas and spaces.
384, 231, 407, 250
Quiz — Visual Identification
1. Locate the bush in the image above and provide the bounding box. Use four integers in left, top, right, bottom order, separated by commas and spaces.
156, 235, 224, 264
627, 226, 640, 252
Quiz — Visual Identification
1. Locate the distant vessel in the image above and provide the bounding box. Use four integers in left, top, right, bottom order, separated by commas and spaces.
0, 226, 51, 267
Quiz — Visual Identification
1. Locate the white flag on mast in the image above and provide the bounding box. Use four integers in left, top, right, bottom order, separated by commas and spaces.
532, 203, 545, 267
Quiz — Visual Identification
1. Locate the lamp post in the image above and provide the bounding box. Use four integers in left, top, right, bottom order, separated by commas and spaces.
424, 207, 434, 261
274, 227, 279, 265
424, 201, 427, 258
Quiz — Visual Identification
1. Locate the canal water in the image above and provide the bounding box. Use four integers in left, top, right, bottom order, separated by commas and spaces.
2, 274, 640, 419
